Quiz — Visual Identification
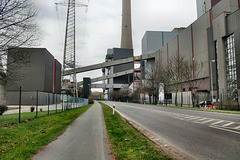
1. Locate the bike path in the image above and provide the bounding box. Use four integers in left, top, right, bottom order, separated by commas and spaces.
32, 102, 112, 160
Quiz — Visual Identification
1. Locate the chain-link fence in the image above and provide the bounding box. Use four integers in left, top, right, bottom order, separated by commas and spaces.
167, 92, 240, 110
0, 87, 89, 126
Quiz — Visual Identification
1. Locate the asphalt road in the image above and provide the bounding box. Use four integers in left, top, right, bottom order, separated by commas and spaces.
105, 101, 240, 160
32, 102, 112, 160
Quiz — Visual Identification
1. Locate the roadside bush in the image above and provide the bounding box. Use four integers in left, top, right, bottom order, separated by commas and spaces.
0, 105, 8, 115
222, 100, 239, 110
88, 96, 94, 104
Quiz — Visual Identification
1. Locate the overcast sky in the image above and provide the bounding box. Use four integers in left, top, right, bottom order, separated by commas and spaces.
34, 0, 197, 83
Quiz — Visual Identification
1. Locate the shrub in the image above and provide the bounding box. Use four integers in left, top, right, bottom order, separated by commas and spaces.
0, 105, 8, 115
222, 100, 238, 110
88, 96, 94, 104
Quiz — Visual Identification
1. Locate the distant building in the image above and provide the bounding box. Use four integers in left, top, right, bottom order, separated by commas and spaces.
142, 31, 178, 55
141, 31, 178, 73
103, 48, 133, 99
6, 48, 61, 105
196, 0, 211, 18
105, 48, 133, 85
196, 0, 238, 18
143, 0, 240, 104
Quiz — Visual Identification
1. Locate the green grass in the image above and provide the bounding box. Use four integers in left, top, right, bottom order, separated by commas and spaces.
0, 104, 92, 160
100, 102, 171, 160
207, 109, 240, 114
0, 110, 64, 127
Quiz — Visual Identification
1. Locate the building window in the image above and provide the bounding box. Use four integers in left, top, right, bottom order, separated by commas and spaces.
225, 34, 237, 100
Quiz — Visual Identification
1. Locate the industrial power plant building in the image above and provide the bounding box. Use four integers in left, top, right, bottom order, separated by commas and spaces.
6, 48, 61, 105
142, 0, 240, 104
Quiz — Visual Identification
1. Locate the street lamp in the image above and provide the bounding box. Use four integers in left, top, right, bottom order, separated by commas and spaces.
210, 60, 215, 102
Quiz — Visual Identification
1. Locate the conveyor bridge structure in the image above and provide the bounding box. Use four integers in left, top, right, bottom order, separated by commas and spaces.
63, 52, 157, 89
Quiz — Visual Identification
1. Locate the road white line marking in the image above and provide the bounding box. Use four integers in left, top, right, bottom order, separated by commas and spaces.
201, 119, 215, 124
210, 125, 240, 135
221, 122, 235, 127
211, 120, 224, 125
195, 118, 208, 121
186, 117, 200, 120
234, 125, 240, 130
182, 115, 195, 119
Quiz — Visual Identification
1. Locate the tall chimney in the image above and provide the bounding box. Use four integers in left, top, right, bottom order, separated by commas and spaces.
121, 0, 133, 49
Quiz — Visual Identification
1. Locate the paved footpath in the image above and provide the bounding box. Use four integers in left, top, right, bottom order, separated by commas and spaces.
32, 102, 112, 160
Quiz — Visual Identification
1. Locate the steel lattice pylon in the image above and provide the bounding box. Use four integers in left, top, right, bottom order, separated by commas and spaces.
57, 0, 87, 96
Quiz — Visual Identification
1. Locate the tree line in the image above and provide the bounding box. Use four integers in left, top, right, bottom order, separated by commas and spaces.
143, 54, 199, 107
0, 0, 40, 107
109, 54, 199, 107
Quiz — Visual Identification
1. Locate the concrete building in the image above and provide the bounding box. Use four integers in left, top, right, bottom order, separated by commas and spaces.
142, 31, 179, 55
6, 48, 61, 105
141, 31, 179, 74
146, 0, 240, 104
121, 0, 133, 49
196, 0, 240, 18
105, 48, 133, 84
196, 0, 212, 18
82, 78, 91, 98
103, 48, 133, 99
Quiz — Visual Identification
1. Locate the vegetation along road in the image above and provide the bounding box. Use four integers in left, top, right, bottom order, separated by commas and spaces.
105, 101, 240, 160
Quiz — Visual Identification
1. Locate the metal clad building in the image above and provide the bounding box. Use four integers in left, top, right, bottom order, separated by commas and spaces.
147, 0, 240, 104
142, 31, 178, 55
112, 48, 133, 84
7, 48, 61, 93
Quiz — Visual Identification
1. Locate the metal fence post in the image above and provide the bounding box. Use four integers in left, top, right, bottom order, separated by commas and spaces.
62, 95, 63, 112
36, 90, 38, 117
236, 91, 239, 111
67, 95, 69, 110
77, 97, 79, 108
220, 93, 222, 110
74, 97, 76, 108
19, 86, 21, 123
55, 94, 57, 113
48, 93, 50, 115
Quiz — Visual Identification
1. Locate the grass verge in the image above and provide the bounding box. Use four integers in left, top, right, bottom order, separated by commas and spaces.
100, 102, 171, 160
0, 104, 92, 160
0, 110, 64, 127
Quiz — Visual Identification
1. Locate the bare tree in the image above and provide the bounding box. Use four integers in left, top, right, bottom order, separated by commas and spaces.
143, 64, 162, 104
0, 0, 40, 107
182, 61, 200, 107
160, 65, 172, 105
166, 55, 186, 106
120, 85, 132, 101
